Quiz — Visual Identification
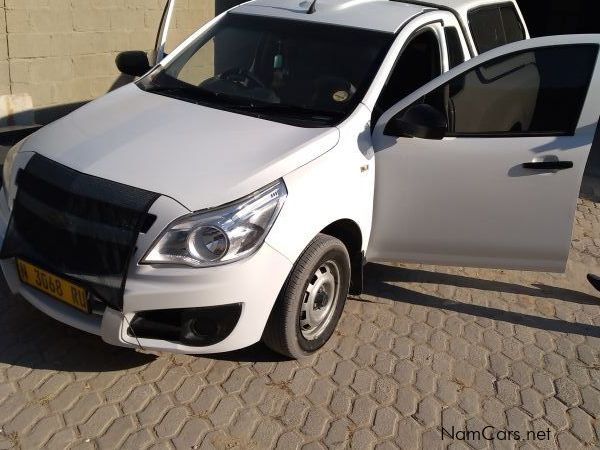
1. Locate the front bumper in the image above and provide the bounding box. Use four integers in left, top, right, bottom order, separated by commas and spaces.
0, 187, 293, 354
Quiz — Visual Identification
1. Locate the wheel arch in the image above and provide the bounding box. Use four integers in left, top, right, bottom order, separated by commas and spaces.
320, 219, 364, 295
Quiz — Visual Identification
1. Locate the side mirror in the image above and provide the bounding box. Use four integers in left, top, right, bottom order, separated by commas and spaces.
115, 51, 151, 77
384, 103, 447, 140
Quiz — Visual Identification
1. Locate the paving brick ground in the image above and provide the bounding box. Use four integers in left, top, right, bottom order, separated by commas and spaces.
1, 178, 600, 449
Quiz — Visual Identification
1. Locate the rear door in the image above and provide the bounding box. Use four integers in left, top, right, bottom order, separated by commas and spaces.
368, 35, 600, 272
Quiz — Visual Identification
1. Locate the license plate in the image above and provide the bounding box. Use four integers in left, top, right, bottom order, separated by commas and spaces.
16, 259, 89, 313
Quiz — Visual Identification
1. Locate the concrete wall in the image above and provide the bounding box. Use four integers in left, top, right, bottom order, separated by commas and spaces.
0, 0, 215, 125
1, 0, 9, 96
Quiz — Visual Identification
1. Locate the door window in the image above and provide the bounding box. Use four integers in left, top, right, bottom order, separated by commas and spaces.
374, 28, 442, 123
407, 45, 598, 136
469, 3, 525, 53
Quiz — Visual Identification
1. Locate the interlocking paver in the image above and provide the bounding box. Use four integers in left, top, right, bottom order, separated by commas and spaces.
122, 384, 157, 414
505, 407, 530, 433
331, 360, 356, 386
349, 428, 377, 449
327, 388, 353, 417
257, 387, 287, 417
78, 404, 120, 439
580, 385, 600, 418
175, 374, 207, 404
18, 415, 62, 449
275, 430, 304, 450
520, 388, 544, 418
137, 394, 174, 427
496, 378, 520, 407
252, 417, 284, 448
429, 330, 450, 353
348, 395, 377, 427
373, 377, 398, 406
301, 407, 331, 437
394, 418, 421, 450
414, 396, 442, 428
481, 397, 505, 427
567, 407, 596, 444
576, 344, 598, 366
373, 406, 399, 439
556, 431, 584, 450
155, 406, 189, 438
472, 370, 496, 397
392, 360, 416, 386
489, 352, 511, 379
323, 417, 350, 448
45, 427, 78, 450
307, 378, 336, 406
2, 179, 600, 448
209, 396, 241, 428
510, 360, 534, 387
543, 397, 569, 431
523, 344, 545, 369
554, 377, 581, 407
457, 387, 481, 416
532, 371, 555, 398
63, 393, 103, 425
392, 336, 413, 359
350, 369, 377, 395
394, 386, 418, 417
96, 415, 136, 449
567, 363, 591, 387
172, 417, 209, 449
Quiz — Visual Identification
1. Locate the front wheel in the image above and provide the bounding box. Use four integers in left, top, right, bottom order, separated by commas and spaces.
263, 234, 350, 358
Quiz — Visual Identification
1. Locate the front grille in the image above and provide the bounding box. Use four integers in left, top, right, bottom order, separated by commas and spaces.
0, 154, 159, 310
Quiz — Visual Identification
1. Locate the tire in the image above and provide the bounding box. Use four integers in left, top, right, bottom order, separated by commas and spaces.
263, 234, 351, 358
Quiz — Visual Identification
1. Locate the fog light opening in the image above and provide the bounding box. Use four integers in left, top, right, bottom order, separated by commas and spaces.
128, 303, 242, 347
189, 318, 219, 339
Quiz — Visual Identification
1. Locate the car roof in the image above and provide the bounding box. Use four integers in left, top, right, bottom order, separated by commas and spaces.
232, 0, 429, 33
399, 0, 518, 16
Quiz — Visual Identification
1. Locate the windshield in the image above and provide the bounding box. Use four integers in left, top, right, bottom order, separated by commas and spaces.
138, 13, 394, 127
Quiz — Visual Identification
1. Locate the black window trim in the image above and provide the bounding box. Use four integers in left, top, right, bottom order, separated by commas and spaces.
434, 43, 599, 139
391, 0, 477, 57
443, 26, 467, 69
467, 2, 526, 54
372, 19, 444, 125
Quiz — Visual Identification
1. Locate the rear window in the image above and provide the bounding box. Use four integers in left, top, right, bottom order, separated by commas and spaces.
469, 3, 525, 53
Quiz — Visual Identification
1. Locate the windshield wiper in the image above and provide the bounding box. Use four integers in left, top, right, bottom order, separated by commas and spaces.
141, 83, 255, 106
141, 81, 343, 123
234, 102, 343, 121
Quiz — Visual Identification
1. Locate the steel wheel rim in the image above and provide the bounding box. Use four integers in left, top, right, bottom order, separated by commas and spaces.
300, 260, 340, 340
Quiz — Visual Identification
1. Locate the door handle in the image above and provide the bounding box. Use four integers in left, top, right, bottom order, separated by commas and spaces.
522, 161, 573, 171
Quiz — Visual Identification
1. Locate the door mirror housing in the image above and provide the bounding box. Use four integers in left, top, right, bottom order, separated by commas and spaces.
116, 51, 152, 77
384, 103, 448, 140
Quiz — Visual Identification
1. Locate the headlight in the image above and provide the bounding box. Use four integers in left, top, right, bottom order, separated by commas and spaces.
142, 180, 287, 267
3, 138, 27, 205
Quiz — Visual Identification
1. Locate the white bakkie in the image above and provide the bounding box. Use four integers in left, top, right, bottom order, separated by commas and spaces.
1, 0, 599, 357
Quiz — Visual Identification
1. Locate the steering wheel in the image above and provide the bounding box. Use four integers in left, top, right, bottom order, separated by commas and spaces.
219, 68, 266, 89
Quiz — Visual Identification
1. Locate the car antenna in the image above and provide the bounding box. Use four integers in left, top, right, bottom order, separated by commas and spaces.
307, 0, 317, 14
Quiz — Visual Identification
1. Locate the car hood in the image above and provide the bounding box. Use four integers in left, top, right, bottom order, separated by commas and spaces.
24, 84, 340, 211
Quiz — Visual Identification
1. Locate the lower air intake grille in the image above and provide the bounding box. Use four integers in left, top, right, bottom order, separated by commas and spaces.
0, 154, 159, 310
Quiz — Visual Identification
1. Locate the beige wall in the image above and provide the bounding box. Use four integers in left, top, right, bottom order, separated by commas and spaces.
1, 0, 8, 96
0, 0, 215, 124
